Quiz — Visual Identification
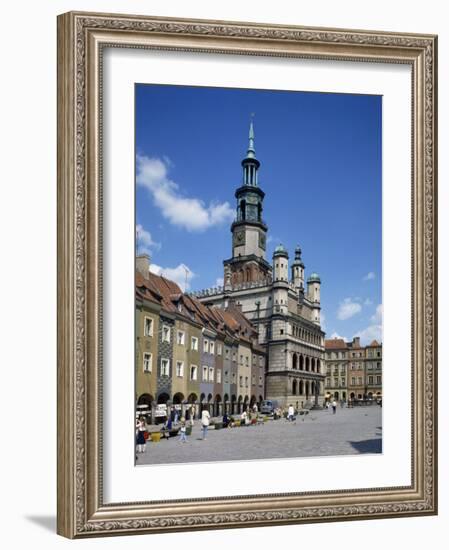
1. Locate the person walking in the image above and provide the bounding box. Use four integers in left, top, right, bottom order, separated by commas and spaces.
179, 420, 187, 443
332, 399, 337, 414
287, 404, 295, 422
136, 416, 146, 453
201, 408, 210, 440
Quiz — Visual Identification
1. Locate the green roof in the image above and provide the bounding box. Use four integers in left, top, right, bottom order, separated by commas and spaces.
307, 272, 321, 283
273, 243, 288, 257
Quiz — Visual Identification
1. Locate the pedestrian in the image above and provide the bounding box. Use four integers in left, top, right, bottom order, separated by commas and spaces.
241, 409, 248, 426
253, 403, 258, 414
179, 420, 187, 443
136, 416, 146, 453
201, 408, 210, 440
332, 399, 337, 414
174, 409, 179, 425
287, 404, 295, 422
223, 412, 230, 428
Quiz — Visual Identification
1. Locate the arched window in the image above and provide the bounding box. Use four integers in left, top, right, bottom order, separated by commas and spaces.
292, 353, 298, 369
299, 355, 304, 370
292, 379, 297, 395
299, 380, 304, 395
305, 357, 310, 371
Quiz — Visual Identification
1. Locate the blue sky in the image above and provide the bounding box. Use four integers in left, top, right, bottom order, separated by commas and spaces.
135, 84, 382, 345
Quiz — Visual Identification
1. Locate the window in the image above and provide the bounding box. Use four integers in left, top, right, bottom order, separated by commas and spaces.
162, 325, 170, 343
280, 329, 284, 335
252, 354, 256, 365
259, 375, 263, 386
177, 331, 185, 345
351, 377, 356, 385
377, 362, 381, 369
377, 351, 381, 357
176, 361, 184, 378
232, 352, 236, 362
259, 356, 263, 367
341, 377, 346, 385
190, 365, 198, 381
358, 377, 363, 385
239, 376, 243, 387
210, 341, 215, 355
191, 336, 198, 351
334, 377, 338, 387
217, 369, 222, 383
232, 372, 236, 383
203, 339, 209, 353
245, 356, 249, 367
144, 317, 153, 337
225, 347, 230, 358
252, 374, 256, 385
161, 358, 170, 376
377, 375, 382, 384
202, 366, 208, 382
240, 355, 243, 365
217, 343, 222, 356
209, 367, 214, 382
143, 352, 152, 373
245, 376, 249, 387
368, 376, 374, 384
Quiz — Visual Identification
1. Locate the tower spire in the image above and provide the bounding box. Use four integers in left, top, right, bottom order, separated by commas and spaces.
247, 119, 256, 159
242, 117, 260, 187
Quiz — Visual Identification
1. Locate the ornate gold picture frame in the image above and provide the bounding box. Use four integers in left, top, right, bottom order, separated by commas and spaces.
57, 11, 437, 538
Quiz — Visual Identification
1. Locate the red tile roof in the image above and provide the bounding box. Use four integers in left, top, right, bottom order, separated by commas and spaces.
325, 338, 347, 350
136, 269, 260, 347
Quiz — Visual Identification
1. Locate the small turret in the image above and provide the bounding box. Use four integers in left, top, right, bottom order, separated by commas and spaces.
272, 244, 289, 315
273, 244, 289, 282
291, 245, 305, 292
307, 272, 321, 325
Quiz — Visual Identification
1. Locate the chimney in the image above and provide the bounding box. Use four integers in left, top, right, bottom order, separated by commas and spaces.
353, 336, 361, 348
136, 254, 150, 279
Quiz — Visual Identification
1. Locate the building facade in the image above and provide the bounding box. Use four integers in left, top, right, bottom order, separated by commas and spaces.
324, 336, 382, 401
191, 123, 326, 408
136, 254, 266, 421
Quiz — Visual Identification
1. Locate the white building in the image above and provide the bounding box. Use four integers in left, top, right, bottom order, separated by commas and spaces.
191, 123, 326, 408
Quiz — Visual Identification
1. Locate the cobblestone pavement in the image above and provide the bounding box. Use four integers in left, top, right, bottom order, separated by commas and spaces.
137, 405, 382, 466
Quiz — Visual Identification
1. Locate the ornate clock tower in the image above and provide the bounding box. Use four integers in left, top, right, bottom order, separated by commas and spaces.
223, 122, 272, 290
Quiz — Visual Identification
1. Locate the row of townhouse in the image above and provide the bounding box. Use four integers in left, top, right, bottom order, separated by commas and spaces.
135, 254, 266, 421
324, 336, 382, 401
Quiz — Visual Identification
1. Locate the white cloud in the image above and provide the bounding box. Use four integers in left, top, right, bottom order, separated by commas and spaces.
330, 332, 347, 341
150, 262, 195, 292
354, 304, 383, 345
215, 277, 224, 287
320, 311, 327, 331
363, 271, 376, 281
371, 304, 383, 323
136, 155, 234, 232
337, 298, 362, 320
364, 298, 373, 306
136, 224, 160, 255
354, 324, 382, 345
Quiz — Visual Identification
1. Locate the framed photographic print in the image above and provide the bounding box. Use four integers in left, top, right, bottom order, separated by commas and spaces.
57, 11, 438, 538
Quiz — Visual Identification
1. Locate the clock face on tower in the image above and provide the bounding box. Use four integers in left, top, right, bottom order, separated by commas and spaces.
233, 230, 245, 247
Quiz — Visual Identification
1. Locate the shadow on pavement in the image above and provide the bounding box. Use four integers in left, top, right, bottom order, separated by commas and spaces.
349, 438, 382, 453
